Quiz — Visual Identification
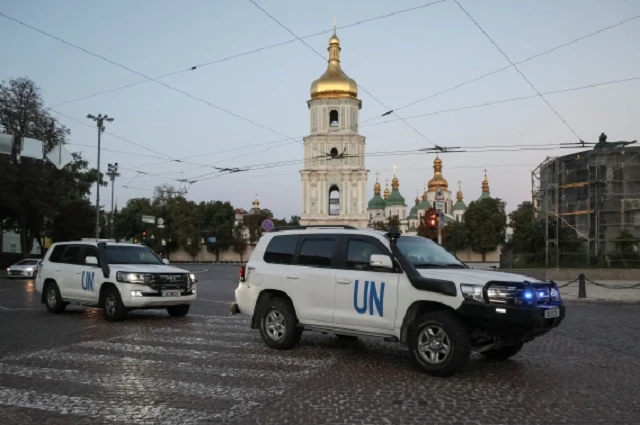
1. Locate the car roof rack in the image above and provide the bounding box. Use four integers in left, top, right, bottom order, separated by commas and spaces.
272, 225, 357, 232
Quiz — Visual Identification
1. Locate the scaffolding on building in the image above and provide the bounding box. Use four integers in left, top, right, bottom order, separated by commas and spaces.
530, 144, 640, 268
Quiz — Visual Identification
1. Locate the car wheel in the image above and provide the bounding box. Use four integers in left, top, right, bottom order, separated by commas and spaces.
31, 270, 37, 279
103, 286, 127, 322
482, 343, 524, 361
258, 297, 302, 350
44, 282, 66, 314
167, 304, 190, 317
408, 310, 471, 377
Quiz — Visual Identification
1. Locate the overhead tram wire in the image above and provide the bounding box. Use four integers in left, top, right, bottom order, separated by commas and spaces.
246, 0, 448, 152
0, 12, 322, 156
452, 0, 582, 141
359, 13, 640, 123
39, 1, 448, 110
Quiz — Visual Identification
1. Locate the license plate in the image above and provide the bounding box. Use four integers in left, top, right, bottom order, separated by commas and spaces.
162, 290, 181, 297
544, 308, 560, 319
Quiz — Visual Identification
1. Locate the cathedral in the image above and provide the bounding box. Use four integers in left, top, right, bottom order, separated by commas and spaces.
299, 26, 368, 228
367, 158, 492, 235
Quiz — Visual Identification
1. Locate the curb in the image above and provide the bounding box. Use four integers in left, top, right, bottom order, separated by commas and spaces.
563, 299, 640, 306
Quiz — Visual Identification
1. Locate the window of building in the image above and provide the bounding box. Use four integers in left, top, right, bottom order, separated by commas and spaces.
296, 238, 335, 268
329, 110, 339, 127
264, 235, 300, 264
329, 185, 340, 215
10, 244, 16, 253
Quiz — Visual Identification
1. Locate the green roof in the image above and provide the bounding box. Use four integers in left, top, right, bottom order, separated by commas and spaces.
409, 204, 418, 216
479, 191, 491, 200
416, 199, 432, 210
386, 189, 406, 206
367, 194, 386, 210
453, 200, 466, 211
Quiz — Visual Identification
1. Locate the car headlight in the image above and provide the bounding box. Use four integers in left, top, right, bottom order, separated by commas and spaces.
25, 267, 33, 272
116, 272, 152, 284
460, 284, 485, 303
189, 273, 198, 283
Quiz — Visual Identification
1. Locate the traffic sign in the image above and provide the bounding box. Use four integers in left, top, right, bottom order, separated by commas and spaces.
261, 218, 275, 232
435, 201, 445, 212
438, 212, 445, 228
157, 218, 165, 225
207, 237, 217, 244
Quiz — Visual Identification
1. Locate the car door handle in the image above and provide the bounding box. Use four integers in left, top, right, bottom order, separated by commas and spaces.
54, 270, 62, 272
337, 279, 352, 284
76, 272, 82, 275
286, 274, 300, 280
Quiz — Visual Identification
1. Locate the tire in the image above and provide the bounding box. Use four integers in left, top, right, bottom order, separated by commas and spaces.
258, 297, 302, 350
482, 343, 524, 361
408, 310, 471, 377
103, 286, 127, 322
44, 282, 66, 314
167, 304, 190, 317
31, 270, 37, 279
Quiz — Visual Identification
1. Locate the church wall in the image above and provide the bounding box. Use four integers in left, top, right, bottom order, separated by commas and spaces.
169, 245, 255, 263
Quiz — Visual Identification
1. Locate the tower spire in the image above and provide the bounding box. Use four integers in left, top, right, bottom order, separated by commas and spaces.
482, 169, 490, 193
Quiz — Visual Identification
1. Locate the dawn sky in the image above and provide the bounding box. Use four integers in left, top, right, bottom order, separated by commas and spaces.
2, 0, 639, 219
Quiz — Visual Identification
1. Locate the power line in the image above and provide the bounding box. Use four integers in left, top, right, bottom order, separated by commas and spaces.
0, 12, 307, 148
452, 0, 583, 141
247, 0, 445, 151
42, 1, 447, 109
362, 75, 640, 127
367, 13, 640, 118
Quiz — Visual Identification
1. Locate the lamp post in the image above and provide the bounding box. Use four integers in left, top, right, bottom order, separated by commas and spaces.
87, 114, 114, 240
106, 163, 120, 239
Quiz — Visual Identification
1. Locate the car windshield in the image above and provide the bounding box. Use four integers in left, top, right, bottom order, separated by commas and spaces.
17, 260, 38, 265
104, 245, 163, 265
396, 236, 466, 268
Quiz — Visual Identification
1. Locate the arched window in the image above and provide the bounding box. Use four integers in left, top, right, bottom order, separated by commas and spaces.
329, 110, 339, 127
329, 185, 340, 215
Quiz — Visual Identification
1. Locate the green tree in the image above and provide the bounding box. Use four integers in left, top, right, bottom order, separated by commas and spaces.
442, 221, 469, 253
199, 201, 235, 261
288, 215, 300, 226
505, 201, 545, 254
232, 224, 248, 262
114, 198, 155, 242
464, 198, 507, 261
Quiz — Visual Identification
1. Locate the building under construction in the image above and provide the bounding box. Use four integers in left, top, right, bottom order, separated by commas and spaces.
532, 135, 640, 263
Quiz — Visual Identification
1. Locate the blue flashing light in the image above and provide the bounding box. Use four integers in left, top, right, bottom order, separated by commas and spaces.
523, 290, 534, 300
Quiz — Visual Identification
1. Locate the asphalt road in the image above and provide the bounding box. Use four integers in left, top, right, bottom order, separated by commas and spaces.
1, 265, 639, 425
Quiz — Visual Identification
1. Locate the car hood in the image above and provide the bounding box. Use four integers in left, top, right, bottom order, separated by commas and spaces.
416, 268, 543, 285
110, 264, 189, 274
9, 265, 34, 270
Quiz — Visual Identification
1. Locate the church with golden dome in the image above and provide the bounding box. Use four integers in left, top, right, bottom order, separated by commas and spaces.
367, 157, 492, 235
299, 24, 368, 227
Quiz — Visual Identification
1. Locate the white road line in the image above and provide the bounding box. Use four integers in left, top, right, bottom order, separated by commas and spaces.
118, 334, 259, 349
77, 341, 334, 367
190, 313, 249, 321
145, 327, 256, 339
0, 387, 227, 425
1, 350, 312, 379
0, 363, 283, 400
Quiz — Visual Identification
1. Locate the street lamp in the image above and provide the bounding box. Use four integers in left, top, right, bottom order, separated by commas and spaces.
107, 163, 120, 239
87, 113, 114, 240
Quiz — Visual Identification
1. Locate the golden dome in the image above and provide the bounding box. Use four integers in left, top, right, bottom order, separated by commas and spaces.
415, 192, 420, 205
427, 156, 449, 192
310, 28, 358, 100
482, 169, 490, 193
252, 194, 260, 209
456, 181, 463, 201
383, 181, 390, 200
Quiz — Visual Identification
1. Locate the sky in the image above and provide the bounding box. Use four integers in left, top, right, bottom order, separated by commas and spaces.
2, 0, 639, 219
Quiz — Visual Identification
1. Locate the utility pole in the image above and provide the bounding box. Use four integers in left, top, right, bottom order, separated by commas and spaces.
106, 163, 120, 239
87, 114, 114, 240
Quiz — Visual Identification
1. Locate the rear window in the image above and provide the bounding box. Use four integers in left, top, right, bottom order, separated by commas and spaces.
295, 238, 335, 268
263, 235, 300, 264
48, 245, 66, 263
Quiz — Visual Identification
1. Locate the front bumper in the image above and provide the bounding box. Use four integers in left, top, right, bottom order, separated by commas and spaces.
457, 301, 565, 342
120, 283, 197, 308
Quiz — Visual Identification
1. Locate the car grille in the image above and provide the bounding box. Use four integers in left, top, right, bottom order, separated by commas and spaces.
9, 270, 24, 275
485, 281, 561, 306
148, 273, 189, 290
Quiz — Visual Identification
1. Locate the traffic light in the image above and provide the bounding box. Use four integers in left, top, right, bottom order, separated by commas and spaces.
142, 230, 147, 239
428, 212, 438, 228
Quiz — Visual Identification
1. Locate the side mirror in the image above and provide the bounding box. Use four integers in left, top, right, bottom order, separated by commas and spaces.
85, 256, 99, 266
162, 258, 170, 265
370, 254, 393, 269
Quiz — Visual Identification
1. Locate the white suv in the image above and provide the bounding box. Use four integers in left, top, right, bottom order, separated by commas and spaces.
232, 226, 565, 377
36, 241, 197, 321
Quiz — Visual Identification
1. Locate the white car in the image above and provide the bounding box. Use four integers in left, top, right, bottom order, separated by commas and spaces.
35, 240, 197, 321
232, 225, 565, 377
7, 259, 41, 279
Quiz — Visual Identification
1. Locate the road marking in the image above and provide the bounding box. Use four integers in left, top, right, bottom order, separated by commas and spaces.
0, 387, 231, 424
146, 327, 255, 338
196, 298, 234, 304
77, 341, 334, 367
0, 363, 284, 400
1, 350, 313, 379
118, 334, 260, 349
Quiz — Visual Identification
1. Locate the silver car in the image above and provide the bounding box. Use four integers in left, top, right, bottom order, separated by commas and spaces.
7, 259, 40, 279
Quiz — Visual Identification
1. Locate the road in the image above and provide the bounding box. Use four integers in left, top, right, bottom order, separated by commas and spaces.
1, 264, 639, 425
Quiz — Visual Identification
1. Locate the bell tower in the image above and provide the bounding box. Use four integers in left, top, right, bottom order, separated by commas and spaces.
299, 22, 368, 227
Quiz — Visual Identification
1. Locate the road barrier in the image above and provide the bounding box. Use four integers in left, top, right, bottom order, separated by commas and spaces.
558, 273, 640, 298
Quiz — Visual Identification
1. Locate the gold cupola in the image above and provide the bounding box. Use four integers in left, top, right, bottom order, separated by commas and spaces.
427, 156, 449, 192
383, 180, 390, 200
482, 169, 490, 193
252, 194, 260, 209
373, 175, 381, 195
310, 22, 358, 100
456, 181, 464, 201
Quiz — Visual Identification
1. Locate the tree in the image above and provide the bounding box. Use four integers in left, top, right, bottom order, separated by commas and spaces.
442, 221, 469, 253
232, 224, 248, 262
288, 215, 300, 226
506, 201, 545, 254
464, 198, 507, 261
199, 201, 235, 261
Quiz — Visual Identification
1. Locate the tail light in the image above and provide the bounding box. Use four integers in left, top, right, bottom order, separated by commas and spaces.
239, 265, 246, 282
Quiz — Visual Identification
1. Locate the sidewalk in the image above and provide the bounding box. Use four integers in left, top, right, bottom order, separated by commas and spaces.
558, 280, 640, 305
